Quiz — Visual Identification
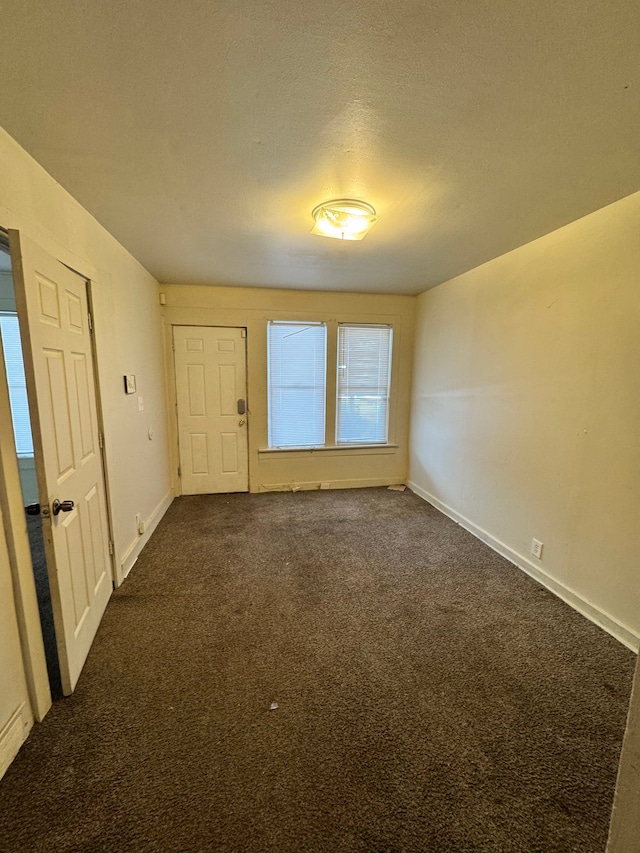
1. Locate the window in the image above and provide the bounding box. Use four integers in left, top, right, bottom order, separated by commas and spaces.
336, 325, 392, 444
0, 313, 34, 457
267, 320, 394, 449
268, 322, 327, 448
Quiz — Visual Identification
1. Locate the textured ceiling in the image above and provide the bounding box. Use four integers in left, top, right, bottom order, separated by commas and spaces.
1, 0, 639, 294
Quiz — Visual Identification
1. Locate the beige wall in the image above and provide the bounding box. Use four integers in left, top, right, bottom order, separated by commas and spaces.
409, 190, 640, 648
162, 285, 415, 493
0, 127, 172, 583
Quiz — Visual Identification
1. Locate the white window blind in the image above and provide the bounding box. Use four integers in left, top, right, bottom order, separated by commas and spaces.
268, 322, 327, 448
336, 325, 392, 445
0, 313, 34, 457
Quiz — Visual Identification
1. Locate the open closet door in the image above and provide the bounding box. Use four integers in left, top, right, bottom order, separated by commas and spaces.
9, 231, 112, 695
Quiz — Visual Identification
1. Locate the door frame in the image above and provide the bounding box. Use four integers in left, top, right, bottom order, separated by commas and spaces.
85, 278, 117, 582
0, 227, 116, 712
0, 227, 50, 720
168, 323, 249, 496
0, 324, 51, 721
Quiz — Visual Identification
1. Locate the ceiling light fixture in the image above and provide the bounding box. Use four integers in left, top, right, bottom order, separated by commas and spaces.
311, 198, 378, 241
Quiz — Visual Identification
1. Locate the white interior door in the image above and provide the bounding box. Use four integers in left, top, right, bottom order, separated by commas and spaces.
9, 231, 112, 696
174, 326, 248, 494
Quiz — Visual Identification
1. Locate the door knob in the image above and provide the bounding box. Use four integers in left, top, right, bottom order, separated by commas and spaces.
52, 499, 75, 516
238, 419, 246, 426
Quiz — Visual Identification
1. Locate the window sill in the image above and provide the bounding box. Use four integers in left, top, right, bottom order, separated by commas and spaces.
259, 443, 399, 455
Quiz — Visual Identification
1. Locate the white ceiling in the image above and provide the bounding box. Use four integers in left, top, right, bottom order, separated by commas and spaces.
1, 0, 639, 295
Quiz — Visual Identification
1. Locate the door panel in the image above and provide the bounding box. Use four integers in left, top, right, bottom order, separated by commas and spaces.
9, 231, 112, 695
174, 326, 248, 494
72, 354, 95, 458
187, 364, 206, 415
45, 350, 75, 476
191, 434, 209, 474
220, 432, 238, 472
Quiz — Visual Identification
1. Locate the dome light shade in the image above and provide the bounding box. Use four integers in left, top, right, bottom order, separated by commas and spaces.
311, 199, 378, 241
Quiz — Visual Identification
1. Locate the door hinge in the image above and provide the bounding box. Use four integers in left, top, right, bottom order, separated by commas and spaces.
98, 432, 104, 449
177, 465, 181, 478
88, 312, 93, 332
241, 328, 247, 338
171, 337, 175, 351
108, 540, 114, 555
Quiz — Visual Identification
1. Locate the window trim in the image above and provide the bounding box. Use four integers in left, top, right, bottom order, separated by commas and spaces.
266, 318, 395, 452
267, 320, 328, 449
258, 443, 398, 455
335, 322, 393, 446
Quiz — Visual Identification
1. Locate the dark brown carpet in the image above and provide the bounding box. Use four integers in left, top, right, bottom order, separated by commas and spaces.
26, 513, 62, 700
0, 488, 635, 852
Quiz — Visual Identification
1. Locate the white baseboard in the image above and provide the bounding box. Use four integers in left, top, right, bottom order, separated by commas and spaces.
256, 477, 400, 493
0, 704, 32, 781
407, 480, 640, 653
118, 490, 174, 584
